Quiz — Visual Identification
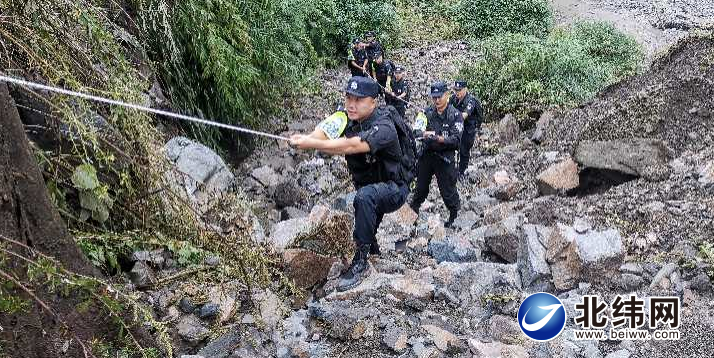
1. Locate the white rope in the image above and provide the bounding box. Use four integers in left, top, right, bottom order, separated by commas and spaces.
0, 75, 290, 141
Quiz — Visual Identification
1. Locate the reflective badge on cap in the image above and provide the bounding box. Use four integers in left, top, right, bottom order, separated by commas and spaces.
350, 81, 358, 90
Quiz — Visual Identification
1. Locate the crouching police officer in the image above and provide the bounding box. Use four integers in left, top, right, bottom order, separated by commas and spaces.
449, 80, 483, 177
289, 76, 409, 291
410, 81, 463, 228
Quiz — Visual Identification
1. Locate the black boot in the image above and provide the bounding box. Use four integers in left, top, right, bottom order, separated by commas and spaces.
444, 210, 458, 228
337, 244, 371, 292
370, 242, 381, 256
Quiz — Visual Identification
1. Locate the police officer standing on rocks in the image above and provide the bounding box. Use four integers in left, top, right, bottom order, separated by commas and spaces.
364, 31, 383, 71
289, 76, 413, 292
449, 80, 483, 178
347, 38, 368, 77
370, 52, 394, 96
410, 81, 463, 228
385, 65, 410, 118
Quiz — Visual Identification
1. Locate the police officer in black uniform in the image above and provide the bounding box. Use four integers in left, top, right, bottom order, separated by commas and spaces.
449, 80, 483, 177
410, 81, 463, 228
289, 76, 409, 292
385, 65, 410, 118
347, 38, 368, 77
370, 52, 394, 96
364, 31, 383, 74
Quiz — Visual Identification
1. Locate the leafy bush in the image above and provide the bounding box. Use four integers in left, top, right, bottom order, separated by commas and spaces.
397, 0, 460, 44
141, 0, 399, 149
458, 21, 643, 119
453, 0, 553, 39
335, 0, 401, 54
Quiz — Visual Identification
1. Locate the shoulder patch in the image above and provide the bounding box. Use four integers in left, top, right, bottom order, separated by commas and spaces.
317, 111, 348, 140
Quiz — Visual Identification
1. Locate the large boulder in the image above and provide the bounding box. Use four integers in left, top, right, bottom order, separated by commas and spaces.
546, 219, 624, 290
574, 139, 670, 182
498, 114, 520, 145
432, 262, 521, 307
482, 214, 525, 263
164, 136, 235, 208
428, 231, 482, 263
536, 158, 579, 196
518, 224, 553, 291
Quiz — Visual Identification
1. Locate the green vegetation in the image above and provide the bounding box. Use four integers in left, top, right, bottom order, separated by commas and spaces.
453, 0, 553, 39
139, 0, 401, 148
458, 21, 643, 119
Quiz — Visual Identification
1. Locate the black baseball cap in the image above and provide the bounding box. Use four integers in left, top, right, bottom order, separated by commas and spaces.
394, 66, 405, 73
454, 80, 467, 90
364, 31, 376, 38
430, 81, 448, 97
352, 37, 362, 45
344, 76, 379, 98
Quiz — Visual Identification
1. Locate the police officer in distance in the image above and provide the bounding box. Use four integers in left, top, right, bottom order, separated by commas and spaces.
370, 52, 394, 96
347, 38, 368, 77
364, 30, 384, 71
449, 80, 483, 177
289, 77, 409, 292
410, 81, 462, 228
385, 65, 411, 119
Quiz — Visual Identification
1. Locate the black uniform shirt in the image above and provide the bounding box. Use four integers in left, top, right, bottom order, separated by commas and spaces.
318, 106, 402, 187
418, 104, 463, 154
387, 78, 410, 108
449, 93, 483, 127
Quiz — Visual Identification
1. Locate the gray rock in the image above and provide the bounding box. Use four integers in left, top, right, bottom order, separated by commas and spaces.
266, 218, 311, 252
177, 315, 210, 344
547, 222, 624, 290
483, 214, 525, 263
164, 136, 235, 203
428, 234, 481, 263
617, 273, 645, 291
179, 297, 195, 313
432, 262, 521, 308
488, 315, 522, 345
199, 303, 220, 319
518, 224, 552, 290
128, 261, 155, 289
272, 179, 304, 208
576, 228, 624, 278
574, 139, 670, 182
689, 273, 713, 293
453, 210, 478, 230
531, 111, 553, 144
382, 325, 409, 352
471, 193, 500, 212
573, 217, 591, 234
619, 263, 644, 276
649, 263, 679, 290
498, 114, 520, 145
197, 331, 240, 358
204, 255, 220, 266
251, 165, 281, 187
308, 300, 380, 341
281, 206, 307, 221
253, 289, 287, 330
